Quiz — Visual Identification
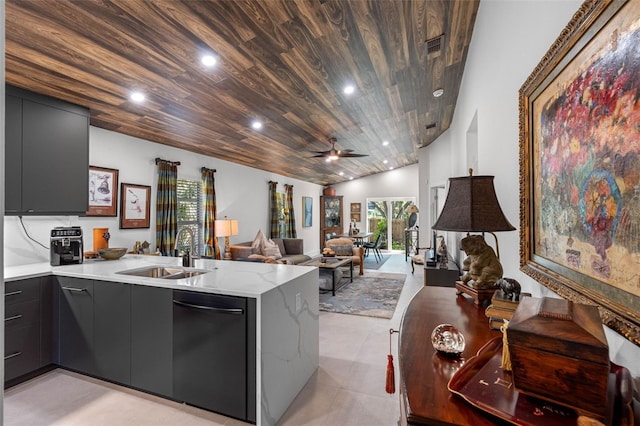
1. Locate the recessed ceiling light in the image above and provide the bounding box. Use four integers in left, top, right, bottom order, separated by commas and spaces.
382, 140, 389, 146
130, 91, 145, 103
383, 160, 388, 164
389, 166, 394, 170
339, 171, 344, 176
251, 120, 263, 130
343, 84, 355, 95
349, 177, 354, 180
201, 54, 217, 67
433, 88, 444, 98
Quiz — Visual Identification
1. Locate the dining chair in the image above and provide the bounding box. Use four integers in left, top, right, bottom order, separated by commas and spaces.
363, 233, 382, 262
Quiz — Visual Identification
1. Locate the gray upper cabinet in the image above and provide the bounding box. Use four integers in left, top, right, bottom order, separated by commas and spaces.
5, 85, 89, 215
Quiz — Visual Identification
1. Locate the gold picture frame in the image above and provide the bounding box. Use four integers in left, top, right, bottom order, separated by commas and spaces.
519, 0, 640, 345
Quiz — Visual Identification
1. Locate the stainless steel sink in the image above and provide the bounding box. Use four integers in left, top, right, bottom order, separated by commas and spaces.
117, 266, 208, 279
162, 270, 208, 279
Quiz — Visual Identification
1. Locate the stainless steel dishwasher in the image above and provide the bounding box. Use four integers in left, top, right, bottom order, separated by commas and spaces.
173, 290, 254, 421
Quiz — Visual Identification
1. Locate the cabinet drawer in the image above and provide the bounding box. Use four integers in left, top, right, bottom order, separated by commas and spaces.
5, 299, 40, 329
5, 279, 40, 305
5, 324, 40, 382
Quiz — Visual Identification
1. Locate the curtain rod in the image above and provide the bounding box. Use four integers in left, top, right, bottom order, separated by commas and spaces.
200, 167, 217, 173
155, 157, 181, 166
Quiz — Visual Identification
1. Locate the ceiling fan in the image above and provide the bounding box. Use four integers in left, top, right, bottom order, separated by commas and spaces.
311, 137, 368, 160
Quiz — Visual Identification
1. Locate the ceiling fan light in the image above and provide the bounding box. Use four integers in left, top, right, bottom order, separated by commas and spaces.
328, 154, 339, 161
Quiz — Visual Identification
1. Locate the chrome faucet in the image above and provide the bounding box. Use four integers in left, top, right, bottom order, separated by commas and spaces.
174, 227, 197, 266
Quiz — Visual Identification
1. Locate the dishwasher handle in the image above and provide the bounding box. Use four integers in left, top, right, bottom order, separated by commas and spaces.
173, 299, 244, 315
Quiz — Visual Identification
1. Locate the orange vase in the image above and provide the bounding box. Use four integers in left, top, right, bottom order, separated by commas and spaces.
93, 228, 110, 251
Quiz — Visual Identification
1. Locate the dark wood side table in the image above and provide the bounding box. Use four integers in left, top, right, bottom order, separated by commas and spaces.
398, 286, 501, 425
423, 262, 460, 287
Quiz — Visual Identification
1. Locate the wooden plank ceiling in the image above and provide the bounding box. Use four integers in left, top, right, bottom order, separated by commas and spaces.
6, 0, 479, 186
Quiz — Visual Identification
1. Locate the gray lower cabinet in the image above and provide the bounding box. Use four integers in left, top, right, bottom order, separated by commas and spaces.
57, 277, 95, 375
57, 278, 132, 385
5, 278, 44, 382
94, 280, 131, 385
131, 285, 173, 397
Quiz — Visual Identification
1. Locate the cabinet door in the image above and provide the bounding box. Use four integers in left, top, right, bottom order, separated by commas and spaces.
5, 94, 22, 213
58, 277, 94, 375
131, 285, 173, 397
94, 280, 131, 385
40, 276, 54, 368
21, 99, 89, 214
320, 196, 343, 250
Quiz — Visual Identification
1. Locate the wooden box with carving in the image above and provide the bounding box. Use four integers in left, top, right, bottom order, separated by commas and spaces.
506, 297, 610, 420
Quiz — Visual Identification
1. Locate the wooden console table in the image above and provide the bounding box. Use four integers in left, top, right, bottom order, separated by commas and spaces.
399, 286, 501, 425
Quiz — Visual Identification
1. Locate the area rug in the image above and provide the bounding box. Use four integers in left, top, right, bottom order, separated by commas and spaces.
362, 254, 390, 270
319, 271, 406, 319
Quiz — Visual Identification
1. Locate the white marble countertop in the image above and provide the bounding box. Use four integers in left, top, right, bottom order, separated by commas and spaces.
4, 255, 317, 298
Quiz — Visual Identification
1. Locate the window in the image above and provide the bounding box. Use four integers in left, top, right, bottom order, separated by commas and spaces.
176, 179, 202, 255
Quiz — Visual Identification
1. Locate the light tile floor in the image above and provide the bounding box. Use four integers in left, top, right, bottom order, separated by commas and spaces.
4, 253, 425, 426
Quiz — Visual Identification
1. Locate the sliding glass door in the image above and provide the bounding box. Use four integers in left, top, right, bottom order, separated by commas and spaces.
366, 197, 417, 252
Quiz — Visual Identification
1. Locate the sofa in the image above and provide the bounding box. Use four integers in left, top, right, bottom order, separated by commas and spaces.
325, 237, 364, 275
229, 238, 311, 265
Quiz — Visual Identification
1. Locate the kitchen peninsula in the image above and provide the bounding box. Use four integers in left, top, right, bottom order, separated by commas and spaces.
4, 255, 320, 426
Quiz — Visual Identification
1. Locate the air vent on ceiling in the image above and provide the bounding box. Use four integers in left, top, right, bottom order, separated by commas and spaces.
425, 123, 437, 130
425, 34, 444, 55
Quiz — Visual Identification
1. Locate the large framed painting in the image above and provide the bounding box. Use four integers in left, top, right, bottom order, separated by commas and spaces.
87, 166, 118, 216
519, 0, 640, 344
120, 183, 151, 229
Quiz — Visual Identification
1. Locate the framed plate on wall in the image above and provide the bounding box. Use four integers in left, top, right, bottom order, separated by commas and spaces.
120, 183, 151, 229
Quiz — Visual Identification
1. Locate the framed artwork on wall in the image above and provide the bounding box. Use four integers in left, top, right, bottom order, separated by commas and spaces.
519, 0, 640, 344
351, 213, 361, 222
350, 202, 361, 213
86, 166, 118, 216
303, 196, 312, 227
120, 183, 151, 229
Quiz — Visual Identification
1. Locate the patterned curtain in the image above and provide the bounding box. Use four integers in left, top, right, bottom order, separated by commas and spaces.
269, 181, 279, 238
156, 161, 178, 256
284, 184, 297, 238
202, 167, 220, 259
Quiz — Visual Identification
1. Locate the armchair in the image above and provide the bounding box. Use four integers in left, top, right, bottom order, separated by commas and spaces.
325, 237, 364, 275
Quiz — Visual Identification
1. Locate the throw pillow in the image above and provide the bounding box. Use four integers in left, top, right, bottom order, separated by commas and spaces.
252, 230, 266, 253
329, 244, 353, 257
261, 238, 283, 259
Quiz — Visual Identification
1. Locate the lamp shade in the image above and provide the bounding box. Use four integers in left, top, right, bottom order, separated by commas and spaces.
432, 174, 515, 232
214, 219, 239, 237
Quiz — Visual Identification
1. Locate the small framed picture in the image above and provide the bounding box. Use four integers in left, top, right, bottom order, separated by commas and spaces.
87, 166, 119, 216
120, 183, 151, 229
350, 202, 361, 213
303, 196, 312, 227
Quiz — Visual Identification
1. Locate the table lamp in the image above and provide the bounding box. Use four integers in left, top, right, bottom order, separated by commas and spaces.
432, 169, 515, 303
214, 216, 239, 260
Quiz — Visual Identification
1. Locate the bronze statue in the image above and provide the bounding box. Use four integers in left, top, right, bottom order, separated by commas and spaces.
459, 235, 503, 289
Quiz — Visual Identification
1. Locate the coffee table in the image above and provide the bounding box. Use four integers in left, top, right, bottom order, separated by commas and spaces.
301, 257, 353, 296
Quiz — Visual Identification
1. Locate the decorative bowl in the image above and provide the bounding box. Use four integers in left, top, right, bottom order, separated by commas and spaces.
431, 323, 466, 357
98, 247, 127, 260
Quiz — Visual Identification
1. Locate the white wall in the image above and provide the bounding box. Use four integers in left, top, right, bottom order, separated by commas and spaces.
4, 126, 323, 266
424, 0, 639, 375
